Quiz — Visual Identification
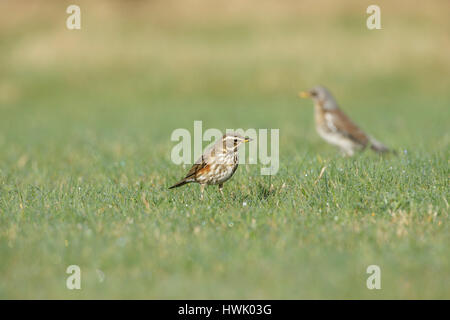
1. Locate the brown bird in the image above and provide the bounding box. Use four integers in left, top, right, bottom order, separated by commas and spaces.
299, 86, 391, 156
169, 133, 251, 199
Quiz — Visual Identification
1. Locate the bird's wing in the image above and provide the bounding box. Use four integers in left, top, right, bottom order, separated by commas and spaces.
327, 109, 369, 146
184, 149, 215, 180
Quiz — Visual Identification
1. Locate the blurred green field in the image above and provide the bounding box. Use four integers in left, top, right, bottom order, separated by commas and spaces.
0, 0, 449, 299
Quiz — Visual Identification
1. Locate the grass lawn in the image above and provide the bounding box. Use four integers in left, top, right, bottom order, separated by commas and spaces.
0, 0, 448, 299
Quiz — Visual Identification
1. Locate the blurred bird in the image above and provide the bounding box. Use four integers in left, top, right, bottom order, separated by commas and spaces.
299, 86, 391, 156
169, 133, 251, 199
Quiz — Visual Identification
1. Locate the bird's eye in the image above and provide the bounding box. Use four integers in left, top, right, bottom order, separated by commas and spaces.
311, 91, 317, 97
234, 139, 237, 143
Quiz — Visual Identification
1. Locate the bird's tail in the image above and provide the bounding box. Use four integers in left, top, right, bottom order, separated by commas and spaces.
168, 179, 189, 189
369, 136, 392, 154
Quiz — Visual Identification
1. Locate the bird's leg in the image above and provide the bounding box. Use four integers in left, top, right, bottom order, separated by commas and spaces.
200, 184, 205, 200
340, 147, 354, 157
218, 183, 224, 198
346, 148, 355, 157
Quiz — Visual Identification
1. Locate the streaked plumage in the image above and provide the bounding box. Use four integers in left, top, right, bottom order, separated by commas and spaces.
300, 86, 391, 156
169, 133, 251, 199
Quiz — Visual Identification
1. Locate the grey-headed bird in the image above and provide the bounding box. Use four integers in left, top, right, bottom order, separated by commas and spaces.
299, 86, 391, 156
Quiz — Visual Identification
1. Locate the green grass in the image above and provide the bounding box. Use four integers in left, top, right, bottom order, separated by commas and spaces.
0, 0, 449, 299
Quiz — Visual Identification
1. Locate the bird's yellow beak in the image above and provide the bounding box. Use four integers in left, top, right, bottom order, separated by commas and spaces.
298, 91, 310, 99
244, 137, 252, 143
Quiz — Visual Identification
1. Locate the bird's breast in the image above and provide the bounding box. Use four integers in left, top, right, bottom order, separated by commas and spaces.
314, 106, 330, 132
201, 153, 238, 185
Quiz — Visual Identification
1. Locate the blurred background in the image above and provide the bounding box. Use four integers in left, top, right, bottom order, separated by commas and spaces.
1, 0, 449, 150
0, 0, 449, 299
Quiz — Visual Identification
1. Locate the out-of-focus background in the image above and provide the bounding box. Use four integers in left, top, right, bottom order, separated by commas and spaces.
0, 0, 448, 299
